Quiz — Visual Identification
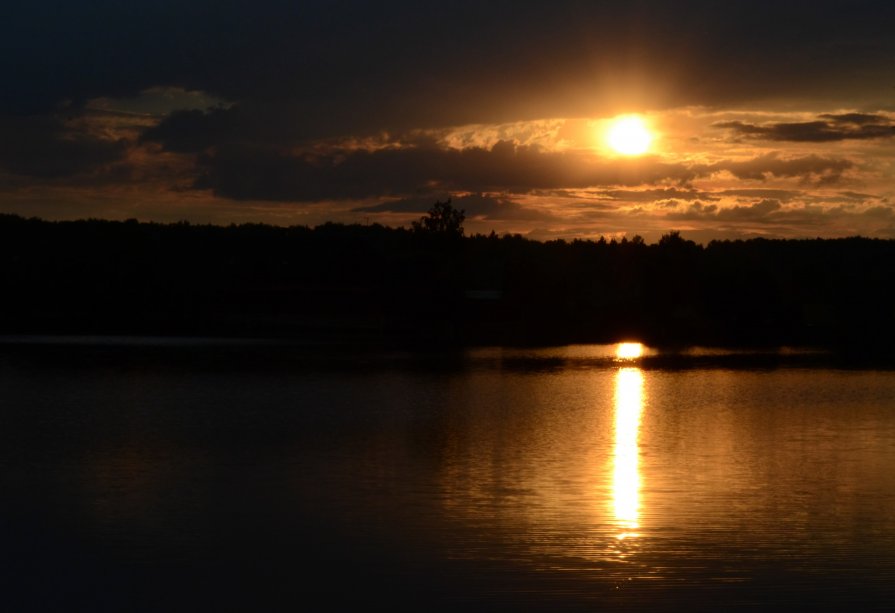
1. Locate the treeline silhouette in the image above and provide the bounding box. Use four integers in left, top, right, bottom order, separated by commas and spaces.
1, 212, 893, 354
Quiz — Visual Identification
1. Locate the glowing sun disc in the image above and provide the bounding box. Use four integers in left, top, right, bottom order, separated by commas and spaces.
607, 115, 652, 155
616, 342, 644, 359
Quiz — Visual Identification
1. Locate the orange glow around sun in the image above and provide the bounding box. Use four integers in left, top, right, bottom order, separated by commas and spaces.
606, 115, 653, 155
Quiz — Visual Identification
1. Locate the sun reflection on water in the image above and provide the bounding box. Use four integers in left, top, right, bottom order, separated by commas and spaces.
613, 366, 644, 537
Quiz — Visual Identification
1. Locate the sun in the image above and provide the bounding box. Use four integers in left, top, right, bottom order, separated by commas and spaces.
616, 342, 644, 360
606, 115, 653, 156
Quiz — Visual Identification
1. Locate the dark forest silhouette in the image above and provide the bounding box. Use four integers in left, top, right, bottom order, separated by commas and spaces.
1, 210, 893, 355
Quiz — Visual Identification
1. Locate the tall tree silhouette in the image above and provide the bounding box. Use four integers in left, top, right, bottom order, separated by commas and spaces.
412, 199, 465, 237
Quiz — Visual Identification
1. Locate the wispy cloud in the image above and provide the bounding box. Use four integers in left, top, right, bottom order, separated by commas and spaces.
715, 113, 895, 142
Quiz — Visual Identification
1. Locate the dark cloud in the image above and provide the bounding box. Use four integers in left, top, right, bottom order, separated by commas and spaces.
193, 140, 855, 202
862, 205, 894, 219
139, 100, 376, 151
706, 153, 852, 182
194, 141, 706, 202
351, 197, 438, 215
717, 199, 782, 220
669, 199, 781, 222
837, 190, 881, 201
596, 188, 719, 202
717, 189, 803, 201
0, 115, 128, 178
579, 188, 877, 211
665, 200, 895, 235
667, 202, 719, 220
5, 1, 895, 133
820, 113, 889, 125
715, 113, 895, 142
140, 106, 239, 153
353, 193, 553, 221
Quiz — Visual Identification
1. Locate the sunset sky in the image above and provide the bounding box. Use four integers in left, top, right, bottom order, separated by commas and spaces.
4, 1, 895, 242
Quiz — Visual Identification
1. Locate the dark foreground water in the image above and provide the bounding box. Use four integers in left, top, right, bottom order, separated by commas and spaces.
2, 340, 894, 611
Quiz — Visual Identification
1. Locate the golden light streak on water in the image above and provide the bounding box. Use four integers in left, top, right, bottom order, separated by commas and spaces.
612, 366, 644, 537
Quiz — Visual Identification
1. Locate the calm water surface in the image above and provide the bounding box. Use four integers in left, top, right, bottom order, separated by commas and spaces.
2, 341, 894, 611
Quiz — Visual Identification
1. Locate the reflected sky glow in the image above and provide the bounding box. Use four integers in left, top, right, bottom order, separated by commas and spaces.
612, 367, 644, 536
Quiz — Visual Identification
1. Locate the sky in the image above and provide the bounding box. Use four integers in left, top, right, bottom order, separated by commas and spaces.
3, 0, 895, 242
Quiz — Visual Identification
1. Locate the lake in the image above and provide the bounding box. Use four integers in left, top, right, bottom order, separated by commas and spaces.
2, 340, 894, 611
